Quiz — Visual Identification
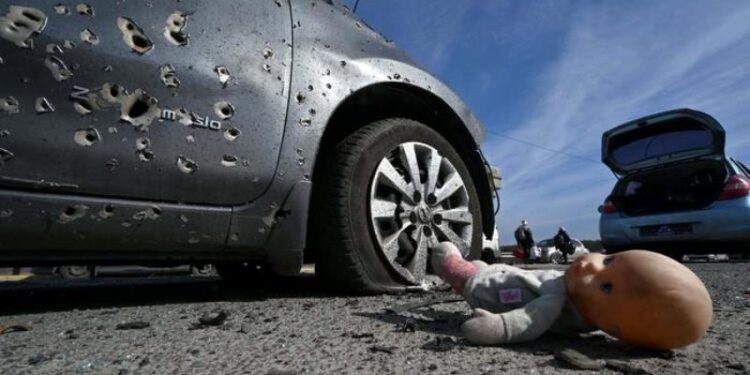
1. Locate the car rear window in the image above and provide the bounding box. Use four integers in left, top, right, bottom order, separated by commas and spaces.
538, 239, 553, 247
610, 118, 714, 167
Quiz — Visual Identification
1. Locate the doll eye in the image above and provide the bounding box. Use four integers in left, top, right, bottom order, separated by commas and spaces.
603, 256, 615, 266
600, 282, 613, 294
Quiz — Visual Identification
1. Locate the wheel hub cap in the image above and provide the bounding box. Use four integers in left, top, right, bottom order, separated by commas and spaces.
368, 141, 474, 284
416, 205, 431, 223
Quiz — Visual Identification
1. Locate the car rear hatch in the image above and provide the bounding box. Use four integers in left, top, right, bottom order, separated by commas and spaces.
602, 108, 725, 175
601, 109, 737, 216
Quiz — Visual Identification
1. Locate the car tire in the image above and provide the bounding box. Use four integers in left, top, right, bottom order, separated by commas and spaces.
191, 264, 216, 277
59, 265, 92, 279
310, 118, 483, 293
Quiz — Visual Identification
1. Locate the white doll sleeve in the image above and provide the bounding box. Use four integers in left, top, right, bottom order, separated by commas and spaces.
497, 293, 566, 343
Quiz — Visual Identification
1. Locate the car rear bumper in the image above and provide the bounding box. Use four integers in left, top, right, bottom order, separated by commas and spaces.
600, 196, 750, 250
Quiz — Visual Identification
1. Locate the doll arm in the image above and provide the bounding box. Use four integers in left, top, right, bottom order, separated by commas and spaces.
471, 260, 489, 270
461, 294, 566, 345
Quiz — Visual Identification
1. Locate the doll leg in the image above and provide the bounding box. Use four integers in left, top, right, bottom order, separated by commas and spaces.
461, 308, 506, 345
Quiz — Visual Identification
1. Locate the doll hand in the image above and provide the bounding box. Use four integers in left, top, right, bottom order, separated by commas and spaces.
461, 308, 506, 345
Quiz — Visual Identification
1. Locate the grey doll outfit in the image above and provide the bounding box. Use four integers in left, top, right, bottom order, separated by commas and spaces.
463, 264, 596, 343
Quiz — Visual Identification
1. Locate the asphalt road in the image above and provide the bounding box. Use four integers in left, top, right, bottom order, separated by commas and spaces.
0, 262, 748, 374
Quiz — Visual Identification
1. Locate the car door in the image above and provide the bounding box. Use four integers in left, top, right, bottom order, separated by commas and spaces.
0, 0, 292, 206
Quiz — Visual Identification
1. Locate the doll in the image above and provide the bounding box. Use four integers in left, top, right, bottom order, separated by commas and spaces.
431, 242, 712, 349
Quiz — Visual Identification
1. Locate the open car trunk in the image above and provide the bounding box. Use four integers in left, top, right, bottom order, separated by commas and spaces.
611, 159, 727, 216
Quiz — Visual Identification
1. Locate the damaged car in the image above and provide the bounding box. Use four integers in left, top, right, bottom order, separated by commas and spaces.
0, 1, 499, 292
599, 108, 750, 260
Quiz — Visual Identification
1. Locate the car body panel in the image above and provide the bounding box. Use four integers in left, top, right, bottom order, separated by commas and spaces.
0, 189, 230, 263
0, 1, 293, 206
600, 195, 750, 247
0, 1, 494, 277
536, 238, 588, 263
229, 1, 494, 260
602, 109, 725, 176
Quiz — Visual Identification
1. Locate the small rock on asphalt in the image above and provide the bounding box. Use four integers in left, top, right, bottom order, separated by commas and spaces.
115, 321, 150, 330
369, 345, 397, 354
27, 354, 49, 365
398, 318, 417, 332
554, 348, 604, 370
350, 332, 374, 339
0, 323, 31, 335
198, 310, 228, 326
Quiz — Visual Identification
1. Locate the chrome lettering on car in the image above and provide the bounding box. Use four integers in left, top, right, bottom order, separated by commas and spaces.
160, 108, 222, 131
69, 85, 91, 102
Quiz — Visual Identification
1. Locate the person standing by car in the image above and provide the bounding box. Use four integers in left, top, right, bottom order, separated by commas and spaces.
514, 220, 535, 262
553, 227, 573, 263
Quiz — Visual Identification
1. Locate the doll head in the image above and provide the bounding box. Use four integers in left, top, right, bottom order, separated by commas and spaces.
564, 250, 712, 349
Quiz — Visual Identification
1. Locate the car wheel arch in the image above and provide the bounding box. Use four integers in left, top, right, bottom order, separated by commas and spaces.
304, 82, 495, 262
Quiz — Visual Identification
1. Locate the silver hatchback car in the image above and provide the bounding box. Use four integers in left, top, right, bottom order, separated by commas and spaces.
599, 109, 750, 259
0, 1, 499, 292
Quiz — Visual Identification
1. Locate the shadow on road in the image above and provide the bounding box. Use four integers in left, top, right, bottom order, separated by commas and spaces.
358, 305, 677, 364
0, 274, 328, 316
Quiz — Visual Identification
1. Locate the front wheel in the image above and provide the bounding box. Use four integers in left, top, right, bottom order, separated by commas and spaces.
191, 264, 216, 277
310, 119, 483, 293
59, 265, 92, 279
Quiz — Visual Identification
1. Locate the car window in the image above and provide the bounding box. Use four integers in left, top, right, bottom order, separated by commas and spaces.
611, 129, 714, 166
538, 239, 553, 247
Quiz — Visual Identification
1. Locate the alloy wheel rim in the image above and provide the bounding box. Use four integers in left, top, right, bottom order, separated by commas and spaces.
66, 266, 89, 277
368, 142, 473, 284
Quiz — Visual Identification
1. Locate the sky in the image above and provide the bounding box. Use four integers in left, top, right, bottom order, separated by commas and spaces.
343, 0, 750, 243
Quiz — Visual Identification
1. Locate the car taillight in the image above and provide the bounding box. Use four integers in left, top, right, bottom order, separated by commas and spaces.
719, 175, 750, 200
599, 200, 618, 214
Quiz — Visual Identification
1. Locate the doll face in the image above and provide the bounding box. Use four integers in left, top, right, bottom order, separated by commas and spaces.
564, 252, 639, 339
564, 250, 713, 349
564, 252, 619, 308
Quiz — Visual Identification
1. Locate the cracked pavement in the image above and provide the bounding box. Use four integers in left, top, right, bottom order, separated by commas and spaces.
0, 262, 748, 374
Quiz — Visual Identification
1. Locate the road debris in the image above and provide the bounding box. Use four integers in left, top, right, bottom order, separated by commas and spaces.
0, 323, 31, 335
115, 321, 150, 330
369, 345, 397, 354
397, 318, 417, 333
192, 310, 228, 328
350, 332, 374, 339
421, 336, 456, 352
60, 329, 78, 339
554, 348, 604, 370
